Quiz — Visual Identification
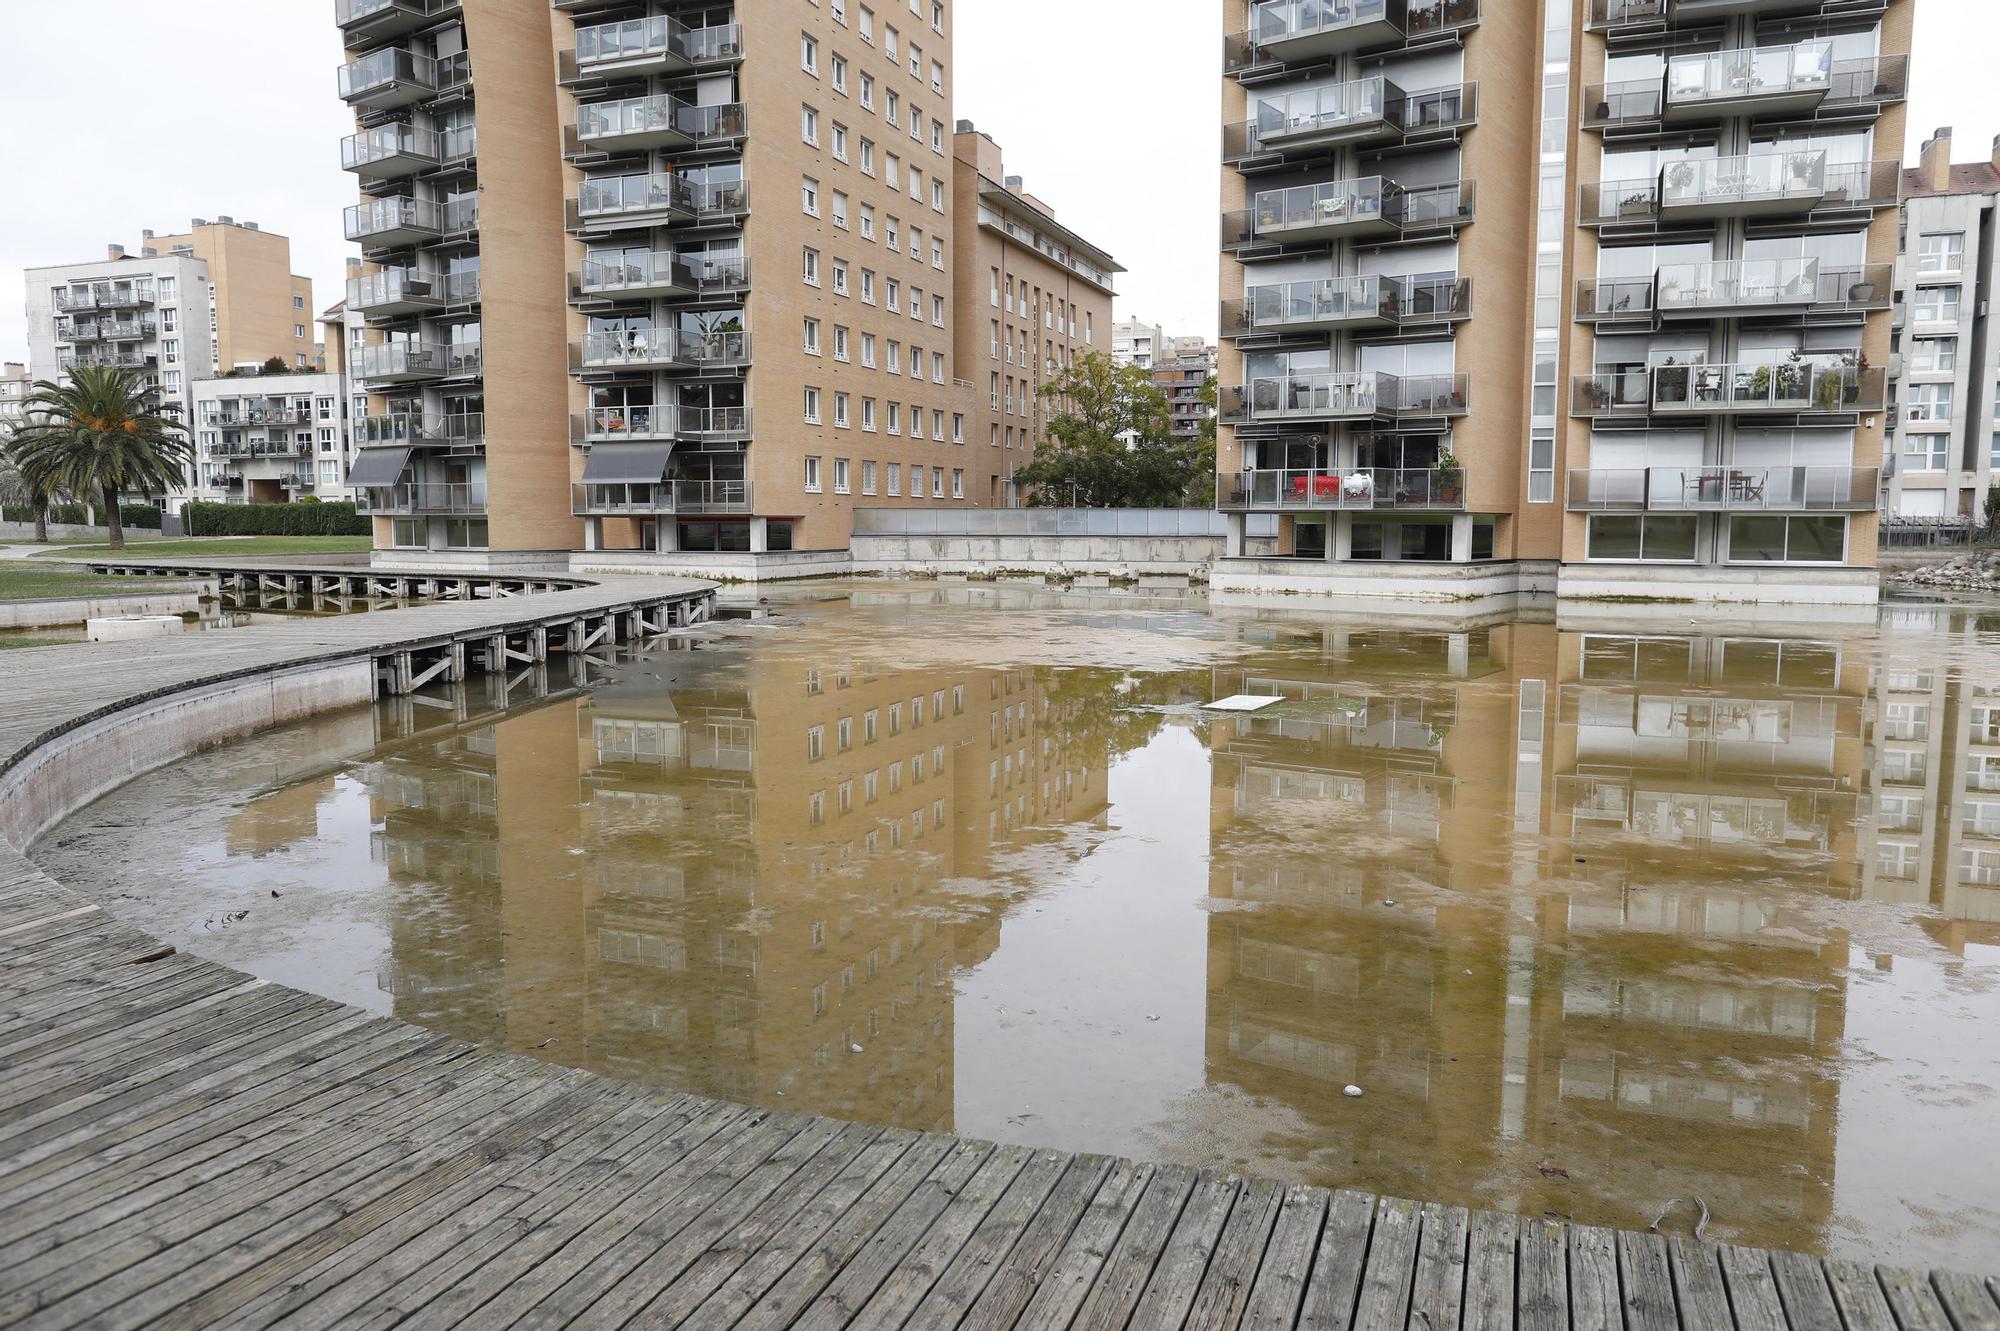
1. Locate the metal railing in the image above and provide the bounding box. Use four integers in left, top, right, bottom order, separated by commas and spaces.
1222, 274, 1471, 335
356, 412, 484, 445
346, 267, 444, 312
1220, 372, 1470, 422
1218, 468, 1467, 511
574, 172, 696, 221
576, 406, 678, 439
1573, 361, 1886, 415
575, 253, 751, 300
206, 440, 309, 459
1565, 466, 1879, 512
342, 124, 440, 173
335, 0, 449, 28
1583, 155, 1897, 225
1665, 43, 1834, 111
351, 342, 449, 380
344, 197, 443, 243
576, 94, 687, 144
1227, 0, 1479, 69
678, 407, 752, 439
337, 47, 436, 102
58, 351, 155, 371
1576, 261, 1891, 319
573, 329, 750, 370
61, 318, 157, 342
203, 406, 312, 426
360, 482, 487, 515
572, 479, 752, 515
54, 284, 155, 312
570, 16, 742, 72
1223, 177, 1474, 244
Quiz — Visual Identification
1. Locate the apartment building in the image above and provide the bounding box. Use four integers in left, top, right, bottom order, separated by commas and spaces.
188, 370, 355, 505
0, 362, 29, 439
1110, 317, 1165, 369
24, 248, 215, 429
1154, 344, 1217, 440
137, 219, 319, 374
1215, 0, 1910, 605
951, 124, 1119, 506
1882, 128, 2000, 521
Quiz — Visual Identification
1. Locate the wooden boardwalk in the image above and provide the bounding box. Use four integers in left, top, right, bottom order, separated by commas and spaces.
2, 567, 1997, 1329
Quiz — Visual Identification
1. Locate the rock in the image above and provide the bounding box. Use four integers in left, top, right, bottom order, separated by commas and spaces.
1343, 1084, 1363, 1098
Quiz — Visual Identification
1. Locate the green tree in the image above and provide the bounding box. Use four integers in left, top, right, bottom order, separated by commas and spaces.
10, 366, 191, 550
1985, 482, 2000, 534
0, 442, 61, 542
1012, 352, 1213, 508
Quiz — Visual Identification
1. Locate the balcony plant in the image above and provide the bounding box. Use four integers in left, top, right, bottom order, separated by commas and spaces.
1655, 357, 1689, 403
1430, 451, 1464, 505
1785, 152, 1819, 189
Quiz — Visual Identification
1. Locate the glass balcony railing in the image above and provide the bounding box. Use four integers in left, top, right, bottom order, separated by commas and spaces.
336, 47, 437, 107
1228, 0, 1479, 70
576, 95, 691, 147
1663, 43, 1833, 116
205, 439, 309, 459
344, 197, 444, 244
342, 124, 441, 175
1652, 256, 1819, 313
334, 0, 452, 37
569, 17, 743, 77
361, 482, 487, 515
1582, 152, 1894, 225
572, 479, 752, 516
55, 284, 156, 312
1218, 467, 1467, 511
573, 329, 751, 371
357, 413, 484, 444
1565, 466, 1879, 512
58, 351, 156, 371
351, 342, 449, 381
576, 406, 679, 439
1573, 359, 1886, 415
574, 172, 697, 223
61, 318, 157, 342
678, 407, 753, 439
1231, 81, 1476, 160
1222, 274, 1471, 336
1220, 372, 1469, 423
1225, 177, 1475, 245
576, 252, 701, 298
203, 405, 311, 426
346, 267, 445, 313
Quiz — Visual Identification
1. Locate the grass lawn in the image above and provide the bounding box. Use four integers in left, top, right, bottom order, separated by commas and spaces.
0, 562, 187, 601
0, 634, 83, 650
54, 536, 374, 560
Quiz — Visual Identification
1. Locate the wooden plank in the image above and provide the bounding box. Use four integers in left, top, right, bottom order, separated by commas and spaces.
1237, 1184, 1327, 1331
1568, 1224, 1620, 1331
1932, 1269, 2000, 1331
1409, 1201, 1470, 1331
1721, 1244, 1790, 1331
902, 1147, 1077, 1330
1666, 1238, 1733, 1331
1769, 1248, 1845, 1331
1006, 1158, 1155, 1331
1061, 1163, 1197, 1331
1822, 1260, 1898, 1331
1297, 1188, 1376, 1331
1351, 1196, 1422, 1331
1516, 1218, 1568, 1331
1123, 1172, 1243, 1331
1461, 1209, 1518, 1331
1183, 1176, 1285, 1331
1876, 1265, 1955, 1331
1616, 1229, 1678, 1331
956, 1154, 1117, 1331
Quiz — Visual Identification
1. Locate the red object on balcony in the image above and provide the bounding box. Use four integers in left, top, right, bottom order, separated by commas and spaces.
1291, 474, 1309, 497
1314, 474, 1342, 498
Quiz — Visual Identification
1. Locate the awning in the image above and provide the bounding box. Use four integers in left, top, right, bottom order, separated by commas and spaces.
346, 446, 412, 488
582, 441, 675, 484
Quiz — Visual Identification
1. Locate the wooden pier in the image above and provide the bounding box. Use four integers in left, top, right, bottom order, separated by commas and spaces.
1, 564, 1996, 1329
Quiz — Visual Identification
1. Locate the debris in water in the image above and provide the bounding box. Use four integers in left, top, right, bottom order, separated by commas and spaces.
849, 1043, 864, 1054
1537, 1160, 1571, 1179
1648, 1195, 1711, 1240
270, 890, 281, 898
1146, 1013, 1160, 1022
1343, 1085, 1363, 1098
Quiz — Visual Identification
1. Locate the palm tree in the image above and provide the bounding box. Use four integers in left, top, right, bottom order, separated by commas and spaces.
10, 366, 190, 550
0, 434, 66, 543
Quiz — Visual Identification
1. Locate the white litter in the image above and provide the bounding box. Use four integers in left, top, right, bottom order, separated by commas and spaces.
1343, 1085, 1363, 1098
1203, 695, 1284, 712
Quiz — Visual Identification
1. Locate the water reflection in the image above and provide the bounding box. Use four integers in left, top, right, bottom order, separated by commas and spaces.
33, 593, 2000, 1271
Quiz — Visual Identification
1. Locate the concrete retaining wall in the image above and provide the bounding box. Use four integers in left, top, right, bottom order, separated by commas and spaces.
572, 548, 857, 582
0, 521, 119, 542
0, 659, 376, 850
0, 587, 209, 630
1557, 562, 1880, 605
369, 547, 575, 574
1211, 558, 1558, 601
849, 534, 1221, 575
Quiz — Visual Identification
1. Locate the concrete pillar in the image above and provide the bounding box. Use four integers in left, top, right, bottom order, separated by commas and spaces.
584, 517, 602, 552
1450, 514, 1474, 562
1225, 512, 1247, 557
749, 516, 769, 553
1332, 514, 1353, 560
1448, 633, 1470, 678
655, 518, 678, 552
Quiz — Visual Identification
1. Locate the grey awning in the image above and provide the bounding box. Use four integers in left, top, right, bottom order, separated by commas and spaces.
346, 446, 413, 488
582, 441, 675, 483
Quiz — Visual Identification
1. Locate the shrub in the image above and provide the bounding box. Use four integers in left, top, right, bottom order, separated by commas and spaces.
178, 501, 370, 536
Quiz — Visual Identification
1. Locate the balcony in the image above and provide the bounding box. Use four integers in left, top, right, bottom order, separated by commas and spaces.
1565, 466, 1878, 512
206, 440, 309, 460
570, 173, 697, 231
572, 479, 753, 517
342, 124, 441, 178
1577, 259, 1891, 321
573, 406, 679, 442
345, 197, 443, 248
1218, 467, 1467, 511
62, 318, 157, 342
1223, 177, 1474, 248
1229, 79, 1477, 161
571, 95, 694, 156
351, 341, 449, 384
356, 412, 484, 445
1226, 0, 1481, 73
1222, 274, 1471, 338
59, 351, 156, 372
55, 284, 155, 313
571, 329, 751, 374
337, 47, 437, 111
203, 406, 312, 427
573, 252, 700, 302
1584, 0, 1883, 31
360, 481, 486, 515
347, 267, 445, 318
1582, 154, 1895, 227
1220, 371, 1469, 424
1572, 358, 1885, 417
561, 16, 743, 83
677, 407, 752, 441
334, 0, 456, 41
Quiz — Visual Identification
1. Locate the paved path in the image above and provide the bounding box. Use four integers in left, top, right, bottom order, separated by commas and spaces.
1, 567, 1997, 1329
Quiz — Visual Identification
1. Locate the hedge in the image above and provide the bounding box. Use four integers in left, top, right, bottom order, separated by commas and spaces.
2, 503, 163, 529
178, 501, 371, 536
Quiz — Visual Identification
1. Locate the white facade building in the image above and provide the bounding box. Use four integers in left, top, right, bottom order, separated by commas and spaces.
1110, 317, 1165, 370
189, 370, 356, 505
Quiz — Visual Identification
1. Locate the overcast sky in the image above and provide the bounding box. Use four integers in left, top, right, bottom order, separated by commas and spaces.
0, 0, 1993, 362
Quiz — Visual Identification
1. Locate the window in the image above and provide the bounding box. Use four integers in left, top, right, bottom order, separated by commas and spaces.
831, 54, 848, 92
886, 277, 901, 312
930, 58, 943, 92
834, 391, 850, 427
1904, 434, 1951, 471
909, 42, 921, 78
803, 317, 821, 355
833, 325, 850, 361
804, 386, 822, 423
859, 138, 875, 174
951, 412, 963, 443
861, 332, 877, 366
831, 123, 848, 160
801, 176, 820, 216
931, 351, 945, 382
884, 26, 897, 61
803, 247, 821, 285
805, 455, 823, 490
293, 294, 306, 310
932, 1, 943, 31
860, 72, 875, 109
1528, 427, 1555, 503
931, 236, 943, 268
931, 178, 944, 211
931, 409, 944, 439
990, 320, 1000, 359
885, 152, 899, 188
931, 466, 945, 498
832, 191, 849, 228
832, 259, 849, 295
801, 105, 819, 145
1918, 232, 1965, 272
888, 462, 902, 495
887, 401, 901, 434
860, 203, 875, 239
931, 119, 943, 153
1911, 337, 1957, 373
862, 460, 877, 494
1728, 514, 1846, 563
1913, 285, 1961, 322
801, 33, 819, 73
862, 397, 877, 430
931, 295, 945, 327
887, 340, 901, 374
1908, 383, 1954, 423
1587, 514, 1698, 561
886, 90, 899, 127
162, 339, 178, 363
951, 468, 963, 499
834, 458, 850, 493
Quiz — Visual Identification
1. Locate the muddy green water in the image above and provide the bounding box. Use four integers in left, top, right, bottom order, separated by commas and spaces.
34, 586, 2000, 1271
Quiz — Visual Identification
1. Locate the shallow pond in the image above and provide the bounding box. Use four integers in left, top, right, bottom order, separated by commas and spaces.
34, 584, 2000, 1271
